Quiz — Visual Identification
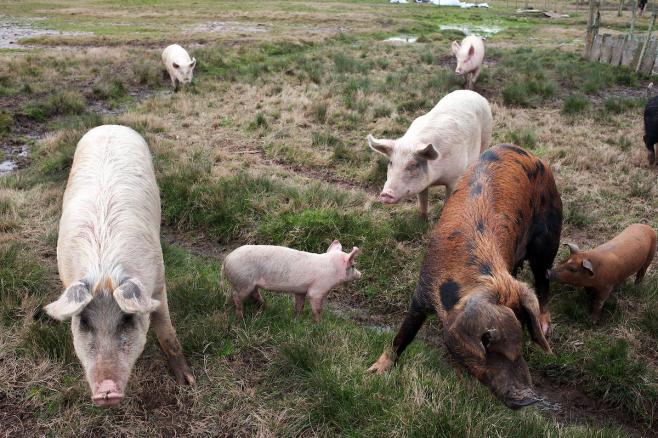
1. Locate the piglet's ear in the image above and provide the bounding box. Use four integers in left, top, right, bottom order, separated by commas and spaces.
518, 284, 552, 354
346, 247, 360, 264
327, 240, 342, 253
190, 58, 197, 69
172, 62, 180, 69
468, 44, 475, 57
582, 259, 594, 276
564, 242, 580, 254
113, 278, 160, 314
44, 281, 92, 321
451, 41, 461, 55
367, 134, 395, 158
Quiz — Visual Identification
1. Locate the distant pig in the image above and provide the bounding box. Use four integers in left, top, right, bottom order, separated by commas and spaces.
451, 35, 485, 90
368, 90, 492, 219
45, 125, 194, 407
162, 44, 196, 91
643, 94, 658, 165
547, 224, 657, 322
222, 241, 361, 322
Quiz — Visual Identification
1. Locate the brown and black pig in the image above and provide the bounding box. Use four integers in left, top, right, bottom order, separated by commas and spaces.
547, 224, 656, 322
368, 144, 563, 409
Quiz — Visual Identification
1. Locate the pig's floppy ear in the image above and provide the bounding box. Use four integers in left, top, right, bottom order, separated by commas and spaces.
44, 281, 93, 321
367, 134, 395, 157
327, 239, 342, 252
518, 284, 552, 354
113, 278, 160, 314
451, 41, 461, 55
467, 44, 475, 57
172, 62, 180, 69
346, 247, 360, 264
190, 57, 197, 69
563, 242, 580, 254
582, 259, 594, 276
415, 144, 440, 161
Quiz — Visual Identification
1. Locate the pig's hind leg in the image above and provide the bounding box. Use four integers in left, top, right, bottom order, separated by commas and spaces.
151, 287, 195, 385
250, 288, 265, 309
294, 293, 306, 318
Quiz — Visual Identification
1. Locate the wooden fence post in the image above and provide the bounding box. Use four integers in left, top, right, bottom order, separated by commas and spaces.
618, 0, 625, 16
637, 10, 658, 72
630, 0, 638, 36
586, 0, 601, 58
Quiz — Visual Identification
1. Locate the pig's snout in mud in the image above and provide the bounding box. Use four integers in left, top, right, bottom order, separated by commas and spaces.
92, 380, 124, 407
379, 190, 398, 204
505, 395, 540, 410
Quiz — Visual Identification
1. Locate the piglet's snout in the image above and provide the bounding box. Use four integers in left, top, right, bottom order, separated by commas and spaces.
92, 380, 124, 408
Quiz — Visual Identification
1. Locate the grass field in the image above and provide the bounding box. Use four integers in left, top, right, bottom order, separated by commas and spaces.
1, 0, 657, 436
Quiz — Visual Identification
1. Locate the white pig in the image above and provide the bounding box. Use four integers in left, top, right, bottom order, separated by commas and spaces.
162, 44, 196, 91
222, 241, 362, 322
367, 89, 492, 219
45, 125, 194, 407
452, 35, 485, 90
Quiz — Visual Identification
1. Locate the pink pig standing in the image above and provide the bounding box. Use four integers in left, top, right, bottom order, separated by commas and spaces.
222, 240, 362, 322
451, 35, 485, 90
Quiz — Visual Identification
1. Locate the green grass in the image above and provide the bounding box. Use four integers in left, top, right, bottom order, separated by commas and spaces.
1, 0, 658, 435
562, 94, 591, 116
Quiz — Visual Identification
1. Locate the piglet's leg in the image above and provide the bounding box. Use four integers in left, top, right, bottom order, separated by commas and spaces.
590, 286, 612, 323
151, 287, 195, 385
309, 293, 326, 323
294, 294, 306, 318
251, 288, 265, 309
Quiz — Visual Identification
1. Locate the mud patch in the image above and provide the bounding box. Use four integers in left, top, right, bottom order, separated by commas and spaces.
0, 16, 90, 48
186, 21, 268, 35
0, 145, 29, 175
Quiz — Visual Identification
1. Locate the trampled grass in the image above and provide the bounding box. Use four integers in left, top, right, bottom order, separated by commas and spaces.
1, 0, 657, 436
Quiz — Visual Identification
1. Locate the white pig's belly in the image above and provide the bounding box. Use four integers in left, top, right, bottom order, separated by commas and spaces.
255, 278, 311, 294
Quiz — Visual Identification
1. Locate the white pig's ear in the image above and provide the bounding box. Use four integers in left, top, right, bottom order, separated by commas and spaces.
367, 134, 395, 157
190, 58, 197, 69
327, 240, 342, 253
415, 143, 440, 161
467, 44, 475, 57
113, 278, 160, 314
346, 247, 360, 264
172, 62, 180, 69
563, 242, 580, 254
451, 41, 460, 55
44, 281, 93, 321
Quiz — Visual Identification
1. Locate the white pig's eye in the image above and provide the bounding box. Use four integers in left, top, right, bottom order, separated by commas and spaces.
79, 315, 92, 332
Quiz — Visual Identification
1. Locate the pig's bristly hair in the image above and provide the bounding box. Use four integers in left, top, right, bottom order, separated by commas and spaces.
57, 125, 163, 302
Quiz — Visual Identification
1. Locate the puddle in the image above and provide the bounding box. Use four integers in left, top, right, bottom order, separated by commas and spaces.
439, 24, 502, 37
0, 16, 90, 48
0, 145, 29, 176
384, 35, 418, 44
186, 21, 267, 34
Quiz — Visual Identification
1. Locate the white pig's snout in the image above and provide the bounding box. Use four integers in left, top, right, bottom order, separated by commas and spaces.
92, 379, 124, 408
354, 269, 362, 279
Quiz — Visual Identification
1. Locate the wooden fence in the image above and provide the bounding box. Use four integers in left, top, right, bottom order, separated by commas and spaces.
586, 33, 658, 74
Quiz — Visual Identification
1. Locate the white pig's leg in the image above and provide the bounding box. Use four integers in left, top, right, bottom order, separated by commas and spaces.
471, 67, 481, 86
309, 293, 326, 323
417, 188, 429, 221
294, 293, 306, 317
250, 288, 265, 308
151, 286, 195, 385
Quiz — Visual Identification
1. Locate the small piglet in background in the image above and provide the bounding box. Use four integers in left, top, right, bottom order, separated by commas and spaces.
643, 93, 658, 165
451, 35, 485, 90
162, 44, 196, 91
222, 241, 362, 322
547, 224, 657, 322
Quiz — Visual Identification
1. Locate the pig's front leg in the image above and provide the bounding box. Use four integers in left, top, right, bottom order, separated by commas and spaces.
367, 292, 431, 374
308, 291, 327, 323
590, 286, 612, 323
294, 293, 306, 318
151, 287, 195, 385
418, 188, 429, 220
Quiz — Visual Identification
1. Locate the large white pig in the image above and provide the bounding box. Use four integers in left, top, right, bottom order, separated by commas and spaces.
367, 90, 492, 219
452, 35, 485, 90
45, 125, 194, 407
162, 44, 196, 91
